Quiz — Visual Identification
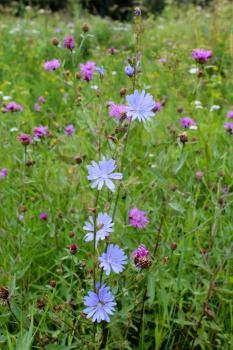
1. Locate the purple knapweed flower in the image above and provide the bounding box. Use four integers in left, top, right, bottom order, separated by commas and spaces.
34, 126, 49, 139
38, 96, 45, 104
39, 212, 48, 221
180, 117, 196, 129
196, 171, 203, 180
152, 101, 162, 112
17, 133, 32, 146
227, 111, 233, 119
6, 101, 23, 112
192, 49, 212, 63
64, 35, 75, 50
224, 122, 233, 134
124, 65, 134, 77
86, 157, 122, 192
44, 59, 60, 71
108, 102, 126, 120
129, 208, 149, 229
69, 243, 78, 255
0, 168, 8, 178
34, 103, 40, 112
126, 90, 155, 123
132, 244, 152, 269
64, 124, 75, 136
96, 66, 104, 78
99, 244, 127, 275
83, 212, 113, 245
108, 47, 117, 55
84, 284, 116, 323
80, 61, 96, 81
134, 7, 141, 16
158, 57, 167, 64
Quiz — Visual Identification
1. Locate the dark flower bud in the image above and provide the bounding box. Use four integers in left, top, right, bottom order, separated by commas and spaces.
49, 280, 57, 288
75, 156, 83, 164
179, 132, 188, 144
177, 107, 184, 113
170, 242, 177, 250
51, 37, 59, 46
69, 243, 78, 255
120, 88, 127, 97
76, 72, 81, 80
37, 298, 46, 310
0, 286, 9, 301
171, 184, 177, 192
82, 23, 89, 32
69, 231, 75, 238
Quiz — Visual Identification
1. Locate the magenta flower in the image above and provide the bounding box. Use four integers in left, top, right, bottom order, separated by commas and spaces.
108, 47, 117, 55
132, 244, 152, 269
64, 124, 75, 136
196, 171, 203, 180
44, 59, 60, 71
227, 111, 233, 119
192, 49, 212, 63
34, 103, 40, 112
69, 243, 78, 255
224, 122, 233, 134
34, 126, 49, 139
180, 117, 196, 129
0, 168, 8, 178
38, 96, 45, 104
152, 101, 162, 112
6, 102, 23, 112
108, 102, 126, 120
128, 208, 149, 229
17, 133, 32, 146
39, 212, 48, 221
80, 61, 96, 81
64, 36, 75, 50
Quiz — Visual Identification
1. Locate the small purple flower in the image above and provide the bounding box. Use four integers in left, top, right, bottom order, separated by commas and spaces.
224, 122, 233, 134
17, 133, 32, 146
34, 103, 41, 112
196, 171, 203, 180
39, 212, 48, 221
34, 126, 49, 139
64, 124, 75, 136
158, 57, 167, 64
0, 168, 8, 178
126, 90, 155, 123
99, 244, 127, 275
134, 7, 141, 16
152, 101, 162, 112
44, 59, 60, 71
192, 49, 212, 63
124, 65, 134, 77
108, 102, 126, 120
86, 157, 122, 192
6, 102, 23, 112
69, 243, 78, 255
84, 284, 116, 323
80, 61, 96, 81
129, 208, 149, 229
227, 110, 233, 119
180, 117, 196, 129
83, 212, 113, 245
132, 244, 152, 269
38, 96, 45, 104
64, 35, 75, 50
96, 66, 104, 78
108, 47, 117, 55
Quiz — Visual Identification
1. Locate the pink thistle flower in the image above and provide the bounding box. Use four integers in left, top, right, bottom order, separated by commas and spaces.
128, 208, 149, 229
38, 96, 45, 104
80, 61, 96, 81
33, 126, 49, 139
64, 36, 75, 50
34, 103, 40, 112
132, 244, 152, 269
196, 171, 203, 180
6, 101, 23, 112
108, 102, 126, 120
44, 59, 60, 71
108, 47, 117, 55
69, 243, 78, 255
192, 49, 212, 63
64, 124, 75, 136
0, 168, 8, 178
227, 110, 233, 119
224, 122, 233, 134
39, 212, 48, 221
180, 117, 196, 129
152, 101, 162, 112
17, 133, 32, 146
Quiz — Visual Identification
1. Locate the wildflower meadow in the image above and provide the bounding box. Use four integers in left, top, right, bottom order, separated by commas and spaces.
0, 1, 232, 349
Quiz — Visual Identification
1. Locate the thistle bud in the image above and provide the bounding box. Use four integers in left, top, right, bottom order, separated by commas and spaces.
0, 286, 9, 302
51, 37, 59, 46
179, 132, 188, 144
69, 243, 78, 255
82, 23, 89, 33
